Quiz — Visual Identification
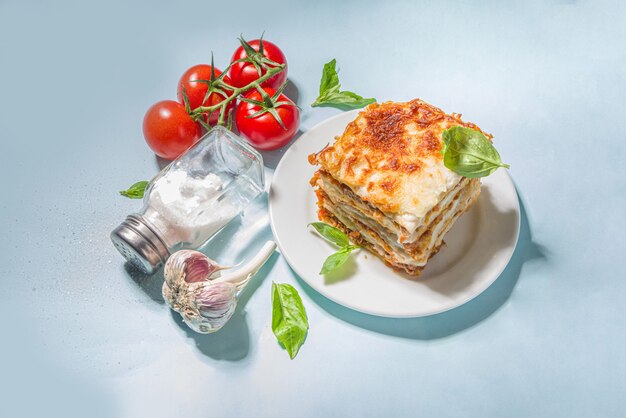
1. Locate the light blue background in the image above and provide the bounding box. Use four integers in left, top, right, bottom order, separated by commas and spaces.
1, 1, 625, 417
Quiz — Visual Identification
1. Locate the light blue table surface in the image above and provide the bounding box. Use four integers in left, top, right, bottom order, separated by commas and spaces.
1, 1, 625, 417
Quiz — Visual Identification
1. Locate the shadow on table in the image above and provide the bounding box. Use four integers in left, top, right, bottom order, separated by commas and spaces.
124, 260, 253, 360
124, 264, 166, 304
293, 191, 547, 340
170, 252, 278, 361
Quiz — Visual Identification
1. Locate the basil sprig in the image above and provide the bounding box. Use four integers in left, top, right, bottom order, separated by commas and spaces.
271, 282, 309, 359
321, 245, 360, 274
311, 59, 376, 109
309, 222, 360, 274
119, 180, 149, 199
442, 126, 510, 178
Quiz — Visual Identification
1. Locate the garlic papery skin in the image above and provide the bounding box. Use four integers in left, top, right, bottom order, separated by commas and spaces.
162, 241, 277, 334
163, 278, 238, 334
163, 249, 224, 287
186, 281, 238, 333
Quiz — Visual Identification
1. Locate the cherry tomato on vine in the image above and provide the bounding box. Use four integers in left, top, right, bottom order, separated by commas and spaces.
235, 88, 299, 151
229, 39, 287, 90
143, 100, 202, 160
176, 64, 235, 125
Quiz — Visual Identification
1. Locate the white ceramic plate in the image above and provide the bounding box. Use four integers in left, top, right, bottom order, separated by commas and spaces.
269, 110, 520, 318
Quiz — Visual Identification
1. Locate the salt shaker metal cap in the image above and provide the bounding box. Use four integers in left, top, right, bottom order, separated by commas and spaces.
110, 214, 170, 274
111, 126, 265, 274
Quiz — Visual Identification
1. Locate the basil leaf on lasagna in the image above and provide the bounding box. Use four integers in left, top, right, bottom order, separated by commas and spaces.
442, 126, 510, 178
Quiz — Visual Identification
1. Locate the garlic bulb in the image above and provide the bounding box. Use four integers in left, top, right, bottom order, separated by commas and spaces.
162, 241, 277, 334
164, 250, 225, 287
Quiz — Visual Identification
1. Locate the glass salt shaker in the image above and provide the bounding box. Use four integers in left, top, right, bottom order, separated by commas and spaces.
111, 126, 265, 274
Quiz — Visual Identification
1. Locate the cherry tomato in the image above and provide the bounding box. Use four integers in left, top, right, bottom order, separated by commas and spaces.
229, 39, 287, 90
176, 64, 235, 125
143, 100, 202, 160
235, 88, 299, 150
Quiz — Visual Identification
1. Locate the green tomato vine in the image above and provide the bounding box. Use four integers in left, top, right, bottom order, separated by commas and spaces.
181, 36, 292, 130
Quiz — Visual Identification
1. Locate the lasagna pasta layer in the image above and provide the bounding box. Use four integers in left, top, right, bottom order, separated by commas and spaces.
315, 176, 480, 274
315, 170, 472, 245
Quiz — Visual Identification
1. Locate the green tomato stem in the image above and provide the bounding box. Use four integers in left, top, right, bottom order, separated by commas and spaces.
190, 62, 286, 126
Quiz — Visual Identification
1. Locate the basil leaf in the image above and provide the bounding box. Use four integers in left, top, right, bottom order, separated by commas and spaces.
119, 180, 149, 199
309, 222, 349, 247
315, 91, 376, 109
320, 245, 359, 275
311, 59, 376, 109
318, 58, 340, 95
442, 126, 510, 178
271, 282, 309, 359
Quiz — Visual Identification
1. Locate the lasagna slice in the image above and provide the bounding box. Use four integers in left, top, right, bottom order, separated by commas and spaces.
309, 99, 491, 276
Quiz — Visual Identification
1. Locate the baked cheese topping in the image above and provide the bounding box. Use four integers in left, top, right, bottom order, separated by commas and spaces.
312, 99, 490, 231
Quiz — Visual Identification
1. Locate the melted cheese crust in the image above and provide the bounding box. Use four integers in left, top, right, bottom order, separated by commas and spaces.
311, 99, 491, 230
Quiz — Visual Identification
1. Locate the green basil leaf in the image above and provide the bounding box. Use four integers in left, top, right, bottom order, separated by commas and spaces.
309, 222, 349, 247
311, 59, 375, 109
271, 282, 309, 359
119, 180, 149, 199
318, 58, 340, 95
320, 245, 359, 275
315, 91, 376, 109
442, 126, 510, 178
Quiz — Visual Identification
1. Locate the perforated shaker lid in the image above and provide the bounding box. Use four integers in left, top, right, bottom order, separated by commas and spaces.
110, 214, 170, 275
